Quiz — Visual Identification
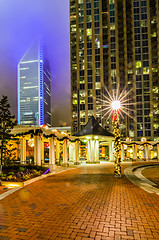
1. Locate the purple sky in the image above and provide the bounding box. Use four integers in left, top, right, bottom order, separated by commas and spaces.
0, 0, 71, 127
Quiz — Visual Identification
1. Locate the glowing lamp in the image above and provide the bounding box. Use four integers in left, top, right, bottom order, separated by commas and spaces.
28, 139, 34, 147
52, 129, 58, 133
86, 136, 91, 140
111, 100, 121, 110
44, 142, 50, 148
61, 131, 67, 136
140, 145, 144, 150
148, 145, 153, 150
126, 137, 131, 142
141, 137, 147, 142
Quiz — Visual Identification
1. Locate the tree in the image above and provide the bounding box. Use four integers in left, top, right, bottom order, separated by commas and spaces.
3, 140, 17, 165
0, 95, 17, 172
113, 115, 121, 177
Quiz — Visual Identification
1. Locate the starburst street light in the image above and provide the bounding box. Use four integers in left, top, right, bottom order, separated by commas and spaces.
97, 87, 133, 177
111, 100, 121, 111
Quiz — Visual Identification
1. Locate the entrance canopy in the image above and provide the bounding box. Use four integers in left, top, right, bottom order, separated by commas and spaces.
73, 116, 114, 140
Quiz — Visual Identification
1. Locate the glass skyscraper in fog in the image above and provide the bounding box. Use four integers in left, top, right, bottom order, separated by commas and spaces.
17, 41, 51, 126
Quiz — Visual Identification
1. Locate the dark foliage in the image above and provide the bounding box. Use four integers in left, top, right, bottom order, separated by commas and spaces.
0, 95, 17, 168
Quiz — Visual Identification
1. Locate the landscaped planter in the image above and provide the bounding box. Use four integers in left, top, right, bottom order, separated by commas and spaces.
0, 165, 49, 186
1, 170, 51, 189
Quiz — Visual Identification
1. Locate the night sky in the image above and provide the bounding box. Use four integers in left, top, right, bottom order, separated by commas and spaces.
0, 0, 71, 127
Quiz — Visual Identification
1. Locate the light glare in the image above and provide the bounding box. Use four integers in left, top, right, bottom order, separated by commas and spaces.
111, 101, 121, 110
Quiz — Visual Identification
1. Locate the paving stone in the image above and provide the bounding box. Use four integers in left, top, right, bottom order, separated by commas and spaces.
0, 163, 159, 239
35, 212, 42, 217
126, 229, 134, 236
0, 236, 10, 240
17, 228, 28, 232
29, 203, 36, 210
0, 225, 8, 230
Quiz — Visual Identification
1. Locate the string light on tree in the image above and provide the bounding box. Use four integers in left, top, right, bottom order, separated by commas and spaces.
97, 87, 134, 177
111, 100, 122, 177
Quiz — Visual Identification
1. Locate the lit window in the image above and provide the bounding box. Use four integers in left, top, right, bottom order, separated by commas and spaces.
87, 29, 92, 36
80, 91, 85, 97
136, 61, 142, 68
80, 99, 85, 104
143, 67, 149, 74
151, 32, 157, 37
73, 93, 77, 98
73, 100, 77, 104
95, 82, 101, 89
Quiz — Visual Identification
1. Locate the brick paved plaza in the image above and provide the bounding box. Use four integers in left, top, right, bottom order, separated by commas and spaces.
0, 163, 159, 240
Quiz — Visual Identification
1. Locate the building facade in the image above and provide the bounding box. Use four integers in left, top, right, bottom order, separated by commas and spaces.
70, 0, 159, 141
17, 41, 51, 126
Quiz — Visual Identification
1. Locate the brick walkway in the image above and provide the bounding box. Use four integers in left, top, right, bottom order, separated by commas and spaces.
0, 163, 159, 240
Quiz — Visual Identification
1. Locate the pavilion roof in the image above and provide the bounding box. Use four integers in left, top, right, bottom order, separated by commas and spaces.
73, 116, 114, 137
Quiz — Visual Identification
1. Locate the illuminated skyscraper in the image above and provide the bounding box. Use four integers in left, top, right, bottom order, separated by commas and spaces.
17, 41, 51, 126
70, 0, 159, 141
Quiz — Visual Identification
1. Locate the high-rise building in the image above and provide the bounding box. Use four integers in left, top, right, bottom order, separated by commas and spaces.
70, 0, 159, 141
17, 41, 51, 126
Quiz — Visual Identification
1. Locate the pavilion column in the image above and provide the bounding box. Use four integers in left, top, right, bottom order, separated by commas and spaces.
69, 143, 75, 162
133, 144, 137, 161
75, 140, 80, 164
121, 144, 124, 162
20, 138, 26, 164
90, 140, 95, 162
41, 139, 44, 165
49, 137, 56, 171
62, 138, 69, 167
34, 136, 41, 166
145, 144, 149, 161
95, 139, 99, 162
157, 143, 159, 161
87, 140, 91, 162
56, 140, 60, 165
109, 140, 113, 161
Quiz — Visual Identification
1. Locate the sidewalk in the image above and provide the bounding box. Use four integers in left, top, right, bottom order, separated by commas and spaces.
0, 162, 159, 240
0, 164, 78, 198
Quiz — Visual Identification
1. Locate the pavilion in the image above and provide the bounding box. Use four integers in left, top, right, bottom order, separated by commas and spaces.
9, 125, 78, 170
7, 119, 159, 171
73, 116, 114, 162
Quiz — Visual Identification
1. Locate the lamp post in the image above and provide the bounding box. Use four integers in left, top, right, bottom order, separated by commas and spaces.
111, 100, 122, 177
97, 87, 133, 177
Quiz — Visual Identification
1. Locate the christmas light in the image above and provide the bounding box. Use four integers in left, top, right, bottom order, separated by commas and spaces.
97, 87, 133, 177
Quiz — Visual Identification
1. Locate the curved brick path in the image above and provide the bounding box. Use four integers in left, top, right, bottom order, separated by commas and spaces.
0, 163, 159, 240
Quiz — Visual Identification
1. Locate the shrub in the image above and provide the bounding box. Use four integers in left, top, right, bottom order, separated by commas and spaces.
7, 175, 14, 180
18, 167, 25, 172
1, 164, 47, 182
0, 173, 7, 180
22, 175, 30, 181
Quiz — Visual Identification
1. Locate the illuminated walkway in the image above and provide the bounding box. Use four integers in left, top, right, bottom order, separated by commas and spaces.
0, 163, 159, 240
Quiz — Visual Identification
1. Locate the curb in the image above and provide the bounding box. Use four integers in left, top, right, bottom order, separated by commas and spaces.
124, 163, 159, 195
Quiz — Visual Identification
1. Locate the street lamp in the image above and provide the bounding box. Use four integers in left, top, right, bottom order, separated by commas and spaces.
97, 88, 133, 177
111, 100, 121, 111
